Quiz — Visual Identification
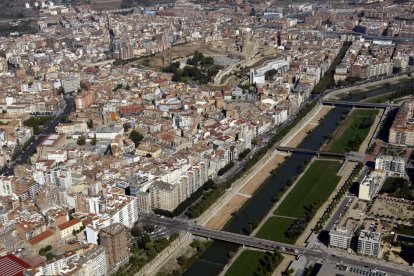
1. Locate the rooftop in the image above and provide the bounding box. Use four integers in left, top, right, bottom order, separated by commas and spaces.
0, 254, 31, 276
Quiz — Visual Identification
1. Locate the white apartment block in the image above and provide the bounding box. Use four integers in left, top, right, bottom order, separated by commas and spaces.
78, 245, 107, 276
357, 230, 381, 257
142, 161, 209, 212
375, 155, 405, 178
40, 257, 68, 275
48, 167, 73, 189
62, 75, 80, 93
329, 227, 353, 249
0, 176, 13, 196
103, 196, 138, 228
359, 173, 376, 201
250, 58, 290, 84
46, 150, 68, 163
85, 196, 138, 243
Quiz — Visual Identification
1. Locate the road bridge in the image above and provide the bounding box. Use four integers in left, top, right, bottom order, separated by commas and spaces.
321, 100, 399, 109
190, 225, 303, 255
144, 215, 303, 255
142, 215, 414, 275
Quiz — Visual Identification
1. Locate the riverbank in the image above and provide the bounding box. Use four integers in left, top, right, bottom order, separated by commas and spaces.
184, 107, 350, 276
206, 153, 286, 230
324, 75, 412, 100
255, 159, 343, 244
205, 104, 331, 231
284, 106, 333, 148
323, 109, 380, 154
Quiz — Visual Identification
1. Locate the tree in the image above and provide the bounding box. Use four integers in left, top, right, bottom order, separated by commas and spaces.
77, 135, 86, 146
265, 69, 278, 80
87, 119, 93, 129
131, 225, 142, 237
130, 130, 143, 148
143, 224, 155, 233
90, 134, 97, 146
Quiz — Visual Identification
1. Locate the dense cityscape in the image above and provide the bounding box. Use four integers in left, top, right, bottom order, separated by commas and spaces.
0, 0, 413, 275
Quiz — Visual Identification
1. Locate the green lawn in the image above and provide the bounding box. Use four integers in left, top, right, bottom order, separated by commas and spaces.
255, 217, 297, 244
274, 160, 342, 218
326, 109, 379, 153
225, 250, 267, 276
365, 93, 393, 103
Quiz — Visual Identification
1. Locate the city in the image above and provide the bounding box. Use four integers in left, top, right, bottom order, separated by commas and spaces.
0, 0, 413, 275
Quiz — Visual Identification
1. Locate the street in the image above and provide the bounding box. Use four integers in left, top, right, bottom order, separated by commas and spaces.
141, 214, 414, 276
4, 97, 73, 176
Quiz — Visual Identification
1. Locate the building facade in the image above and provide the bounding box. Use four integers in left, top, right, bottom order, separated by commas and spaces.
329, 227, 353, 249
359, 174, 376, 201
99, 223, 131, 269
357, 230, 381, 257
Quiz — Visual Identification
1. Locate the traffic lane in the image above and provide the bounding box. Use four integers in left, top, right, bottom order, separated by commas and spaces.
326, 254, 413, 276
141, 216, 414, 275
4, 99, 73, 174
325, 195, 352, 231
189, 226, 303, 252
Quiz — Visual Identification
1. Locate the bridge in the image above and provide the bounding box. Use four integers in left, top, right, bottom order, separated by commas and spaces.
276, 147, 346, 158
143, 215, 303, 255
142, 215, 414, 275
275, 147, 364, 162
190, 225, 304, 255
321, 100, 399, 109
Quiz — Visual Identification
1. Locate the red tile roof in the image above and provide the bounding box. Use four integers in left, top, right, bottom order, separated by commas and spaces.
58, 219, 81, 231
0, 254, 31, 276
28, 230, 54, 245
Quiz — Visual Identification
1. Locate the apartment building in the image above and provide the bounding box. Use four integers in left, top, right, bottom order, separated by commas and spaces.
75, 91, 93, 112
47, 167, 73, 189
62, 75, 80, 93
357, 230, 381, 257
359, 174, 376, 201
389, 101, 414, 146
99, 223, 131, 269
149, 180, 180, 212
58, 219, 83, 240
329, 227, 353, 249
77, 245, 107, 276
375, 155, 405, 177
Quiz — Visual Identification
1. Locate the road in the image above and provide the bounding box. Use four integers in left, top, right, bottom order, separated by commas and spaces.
142, 215, 414, 276
325, 194, 353, 231
4, 96, 74, 176
142, 214, 304, 254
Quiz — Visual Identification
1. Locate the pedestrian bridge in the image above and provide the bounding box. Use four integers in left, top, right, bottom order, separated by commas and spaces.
321, 100, 399, 109
275, 147, 364, 162
276, 147, 346, 158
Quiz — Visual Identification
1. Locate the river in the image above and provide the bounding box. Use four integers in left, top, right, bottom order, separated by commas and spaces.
184, 107, 350, 275
184, 81, 405, 275
341, 79, 413, 102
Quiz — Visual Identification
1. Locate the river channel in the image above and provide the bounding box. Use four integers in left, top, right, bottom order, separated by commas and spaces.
184, 106, 350, 275
341, 79, 413, 102
184, 81, 406, 275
